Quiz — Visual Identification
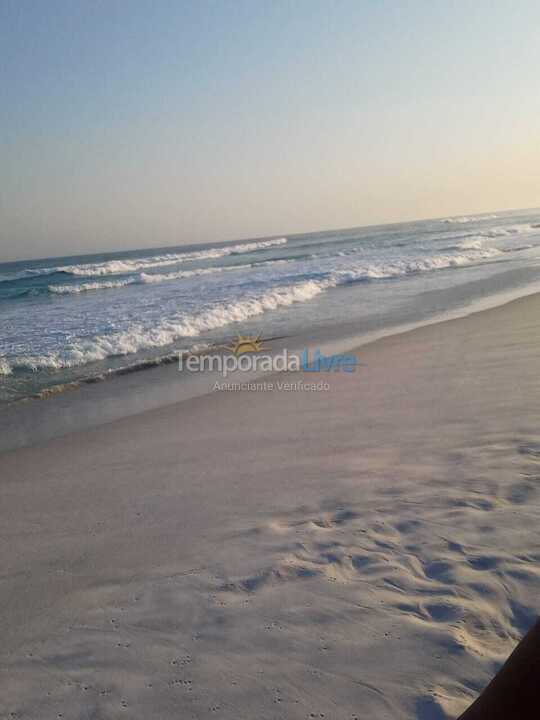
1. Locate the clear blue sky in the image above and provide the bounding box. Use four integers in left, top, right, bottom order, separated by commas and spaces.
1, 0, 539, 261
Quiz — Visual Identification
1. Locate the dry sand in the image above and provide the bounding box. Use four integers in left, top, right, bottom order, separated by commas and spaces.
1, 293, 540, 719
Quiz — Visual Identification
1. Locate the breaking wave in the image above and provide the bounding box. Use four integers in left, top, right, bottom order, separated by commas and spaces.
443, 214, 498, 224
440, 223, 539, 252
47, 270, 227, 294
46, 243, 505, 297
58, 238, 288, 277
4, 279, 327, 372
329, 247, 502, 281
4, 246, 504, 373
0, 358, 12, 376
139, 264, 251, 284
48, 278, 137, 294
0, 238, 288, 284
46, 260, 286, 294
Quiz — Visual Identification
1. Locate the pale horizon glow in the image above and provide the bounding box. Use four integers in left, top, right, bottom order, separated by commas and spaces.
1, 0, 539, 262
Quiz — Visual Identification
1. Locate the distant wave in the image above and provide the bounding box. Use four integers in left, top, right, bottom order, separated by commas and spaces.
439, 224, 539, 252
47, 273, 214, 294
44, 244, 499, 296
441, 222, 536, 239
47, 260, 282, 294
48, 267, 244, 294
58, 238, 288, 277
48, 278, 137, 294
443, 214, 498, 224
7, 239, 511, 302
139, 264, 250, 284
0, 267, 60, 284
479, 224, 537, 238
331, 247, 503, 282
442, 223, 537, 241
5, 224, 538, 292
0, 238, 288, 285
451, 236, 535, 253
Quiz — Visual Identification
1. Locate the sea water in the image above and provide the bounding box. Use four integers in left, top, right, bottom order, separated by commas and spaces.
1, 207, 540, 403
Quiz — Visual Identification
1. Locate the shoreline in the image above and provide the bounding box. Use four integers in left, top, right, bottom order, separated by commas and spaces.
2, 278, 540, 454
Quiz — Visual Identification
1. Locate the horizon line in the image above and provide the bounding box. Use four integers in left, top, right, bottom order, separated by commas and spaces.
1, 203, 539, 266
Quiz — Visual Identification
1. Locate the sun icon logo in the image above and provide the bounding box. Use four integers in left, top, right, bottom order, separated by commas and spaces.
226, 333, 266, 355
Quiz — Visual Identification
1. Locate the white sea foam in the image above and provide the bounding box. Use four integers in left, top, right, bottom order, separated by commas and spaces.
47, 268, 235, 294
140, 258, 289, 284
443, 224, 539, 252
48, 258, 291, 293
48, 278, 137, 294
0, 358, 12, 376
455, 238, 485, 250
57, 238, 288, 277
0, 238, 287, 285
6, 279, 327, 371
139, 264, 250, 283
444, 217, 474, 224
334, 247, 502, 282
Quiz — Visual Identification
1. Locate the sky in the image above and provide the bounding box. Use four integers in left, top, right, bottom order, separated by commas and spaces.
1, 0, 539, 262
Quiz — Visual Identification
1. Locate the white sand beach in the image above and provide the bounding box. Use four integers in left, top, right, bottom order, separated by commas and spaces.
1, 294, 540, 720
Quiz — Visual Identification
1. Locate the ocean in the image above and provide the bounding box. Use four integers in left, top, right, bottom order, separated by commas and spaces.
1, 207, 540, 405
